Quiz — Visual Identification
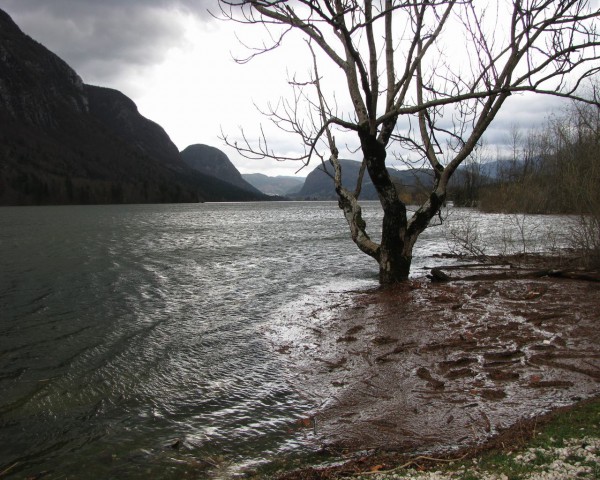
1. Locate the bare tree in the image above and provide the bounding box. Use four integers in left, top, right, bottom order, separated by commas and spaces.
218, 0, 600, 284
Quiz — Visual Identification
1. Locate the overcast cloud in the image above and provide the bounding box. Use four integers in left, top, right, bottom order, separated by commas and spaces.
0, 1, 576, 177
1, 0, 213, 83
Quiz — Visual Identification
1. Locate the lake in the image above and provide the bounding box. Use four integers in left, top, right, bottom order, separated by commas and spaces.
0, 202, 571, 478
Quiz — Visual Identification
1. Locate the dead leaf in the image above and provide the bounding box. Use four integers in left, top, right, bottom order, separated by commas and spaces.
296, 417, 312, 428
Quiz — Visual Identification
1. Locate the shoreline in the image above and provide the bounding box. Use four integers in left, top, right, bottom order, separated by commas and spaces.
267, 258, 600, 478
276, 396, 600, 479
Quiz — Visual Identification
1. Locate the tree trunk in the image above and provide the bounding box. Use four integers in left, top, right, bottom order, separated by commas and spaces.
359, 129, 415, 284
376, 201, 414, 284
378, 246, 412, 283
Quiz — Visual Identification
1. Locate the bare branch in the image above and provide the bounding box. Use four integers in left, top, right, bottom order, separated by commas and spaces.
218, 0, 600, 282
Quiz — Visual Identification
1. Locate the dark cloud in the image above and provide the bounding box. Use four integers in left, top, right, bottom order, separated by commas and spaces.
0, 0, 215, 83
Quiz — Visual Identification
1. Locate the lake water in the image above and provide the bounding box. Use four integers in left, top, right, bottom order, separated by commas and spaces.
0, 202, 571, 478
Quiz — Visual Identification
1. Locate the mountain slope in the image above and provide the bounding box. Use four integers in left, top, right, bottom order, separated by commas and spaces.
180, 144, 266, 197
0, 8, 267, 205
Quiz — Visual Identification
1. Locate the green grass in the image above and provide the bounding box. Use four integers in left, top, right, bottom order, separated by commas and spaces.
436, 396, 600, 480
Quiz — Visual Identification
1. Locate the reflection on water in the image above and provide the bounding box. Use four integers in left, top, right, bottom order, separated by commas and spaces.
0, 202, 378, 478
0, 203, 571, 478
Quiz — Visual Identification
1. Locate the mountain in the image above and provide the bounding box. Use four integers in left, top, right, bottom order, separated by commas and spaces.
242, 173, 305, 196
0, 8, 267, 205
180, 144, 266, 197
293, 159, 433, 201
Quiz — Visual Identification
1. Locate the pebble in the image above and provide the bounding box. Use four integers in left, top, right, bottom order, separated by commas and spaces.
350, 436, 600, 480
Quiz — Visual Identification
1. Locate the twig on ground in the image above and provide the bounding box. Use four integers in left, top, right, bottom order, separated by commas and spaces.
0, 462, 19, 478
352, 454, 468, 476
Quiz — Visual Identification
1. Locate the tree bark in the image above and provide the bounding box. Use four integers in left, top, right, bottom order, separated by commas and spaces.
358, 129, 416, 284
379, 246, 412, 284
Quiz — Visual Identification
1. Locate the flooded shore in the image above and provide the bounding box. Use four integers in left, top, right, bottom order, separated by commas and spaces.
268, 264, 600, 471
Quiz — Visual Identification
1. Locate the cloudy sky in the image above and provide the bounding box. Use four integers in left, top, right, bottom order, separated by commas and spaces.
0, 1, 571, 177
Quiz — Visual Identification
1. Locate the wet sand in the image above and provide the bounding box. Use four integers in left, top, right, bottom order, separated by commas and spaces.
272, 268, 600, 468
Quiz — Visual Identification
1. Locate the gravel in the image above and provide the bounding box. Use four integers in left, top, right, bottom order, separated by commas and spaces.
350, 436, 600, 479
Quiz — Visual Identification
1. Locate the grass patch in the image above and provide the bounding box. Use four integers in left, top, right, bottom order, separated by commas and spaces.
435, 396, 600, 479
529, 397, 600, 445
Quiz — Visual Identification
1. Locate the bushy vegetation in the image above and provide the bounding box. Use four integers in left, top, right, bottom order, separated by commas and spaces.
449, 96, 600, 267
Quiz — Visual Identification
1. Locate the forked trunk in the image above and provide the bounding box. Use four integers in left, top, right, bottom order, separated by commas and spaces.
358, 130, 416, 284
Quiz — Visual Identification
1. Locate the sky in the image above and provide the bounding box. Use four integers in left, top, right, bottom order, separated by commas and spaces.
0, 0, 573, 177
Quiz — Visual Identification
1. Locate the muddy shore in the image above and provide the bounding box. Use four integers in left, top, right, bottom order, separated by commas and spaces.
269, 261, 600, 477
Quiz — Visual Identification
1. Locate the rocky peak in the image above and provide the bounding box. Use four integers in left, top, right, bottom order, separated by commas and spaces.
181, 144, 264, 195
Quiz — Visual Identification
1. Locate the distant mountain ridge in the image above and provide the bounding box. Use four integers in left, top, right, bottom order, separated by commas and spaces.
289, 158, 517, 202
0, 8, 268, 205
293, 159, 433, 200
242, 173, 304, 196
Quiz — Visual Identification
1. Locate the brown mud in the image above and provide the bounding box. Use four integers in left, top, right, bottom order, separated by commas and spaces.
271, 260, 600, 478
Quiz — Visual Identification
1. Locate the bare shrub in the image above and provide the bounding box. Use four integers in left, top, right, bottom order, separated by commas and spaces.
570, 215, 600, 268
445, 214, 487, 259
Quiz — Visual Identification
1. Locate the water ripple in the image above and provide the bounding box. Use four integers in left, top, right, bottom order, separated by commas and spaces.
0, 203, 571, 478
